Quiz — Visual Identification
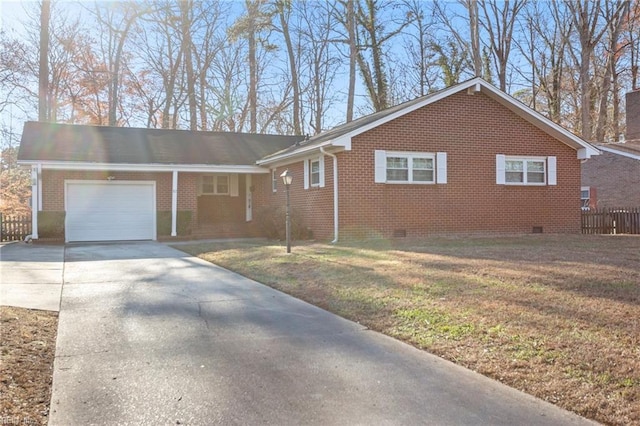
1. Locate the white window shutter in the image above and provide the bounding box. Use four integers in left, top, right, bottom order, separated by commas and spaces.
319, 156, 325, 188
436, 152, 447, 184
303, 160, 309, 189
230, 174, 239, 196
547, 156, 557, 185
496, 154, 506, 185
374, 150, 386, 183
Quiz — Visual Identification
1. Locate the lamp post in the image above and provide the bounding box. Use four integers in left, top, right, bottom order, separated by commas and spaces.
280, 169, 293, 253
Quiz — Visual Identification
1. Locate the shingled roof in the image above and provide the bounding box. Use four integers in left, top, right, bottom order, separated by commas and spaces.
18, 122, 303, 166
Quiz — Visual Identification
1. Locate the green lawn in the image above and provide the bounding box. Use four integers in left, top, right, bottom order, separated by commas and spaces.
176, 234, 640, 426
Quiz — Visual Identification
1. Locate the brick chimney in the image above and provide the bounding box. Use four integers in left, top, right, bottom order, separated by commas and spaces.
626, 90, 640, 140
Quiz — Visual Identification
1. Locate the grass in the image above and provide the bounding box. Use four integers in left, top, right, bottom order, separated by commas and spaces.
176, 234, 640, 426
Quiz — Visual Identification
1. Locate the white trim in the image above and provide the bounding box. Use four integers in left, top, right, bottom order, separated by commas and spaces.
171, 171, 178, 237
374, 150, 386, 183
436, 152, 447, 184
256, 78, 599, 164
37, 163, 42, 212
246, 175, 252, 222
501, 156, 548, 186
201, 174, 231, 195
17, 160, 269, 174
31, 166, 39, 239
597, 145, 640, 160
547, 156, 557, 186
230, 174, 239, 197
496, 154, 506, 185
303, 159, 309, 189
378, 151, 438, 184
320, 147, 339, 243
271, 169, 277, 192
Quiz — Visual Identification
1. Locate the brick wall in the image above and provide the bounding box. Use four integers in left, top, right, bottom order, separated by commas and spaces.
262, 91, 583, 240
41, 169, 200, 225
581, 152, 640, 208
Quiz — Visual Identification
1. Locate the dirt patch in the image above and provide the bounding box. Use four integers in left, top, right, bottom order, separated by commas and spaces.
0, 306, 58, 425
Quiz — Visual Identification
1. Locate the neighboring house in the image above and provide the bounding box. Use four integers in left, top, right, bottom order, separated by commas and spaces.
581, 142, 640, 209
581, 89, 640, 210
18, 78, 598, 243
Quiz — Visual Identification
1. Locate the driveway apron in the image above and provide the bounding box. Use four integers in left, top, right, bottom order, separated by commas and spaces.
50, 242, 594, 425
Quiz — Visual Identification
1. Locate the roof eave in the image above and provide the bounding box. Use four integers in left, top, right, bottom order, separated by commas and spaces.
16, 160, 271, 174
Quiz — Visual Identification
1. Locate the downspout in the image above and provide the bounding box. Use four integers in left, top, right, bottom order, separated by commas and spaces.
320, 147, 338, 244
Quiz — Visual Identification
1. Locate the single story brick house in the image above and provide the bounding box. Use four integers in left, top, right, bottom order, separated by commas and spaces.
18, 78, 599, 242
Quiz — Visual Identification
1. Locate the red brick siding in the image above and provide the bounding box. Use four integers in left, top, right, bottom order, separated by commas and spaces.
262, 91, 582, 240
254, 164, 335, 240
336, 91, 581, 238
581, 152, 640, 208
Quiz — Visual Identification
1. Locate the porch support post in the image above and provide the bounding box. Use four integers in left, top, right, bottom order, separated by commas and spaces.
31, 165, 39, 239
171, 170, 178, 237
37, 163, 43, 211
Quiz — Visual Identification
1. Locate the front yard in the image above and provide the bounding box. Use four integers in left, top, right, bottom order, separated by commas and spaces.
178, 234, 640, 426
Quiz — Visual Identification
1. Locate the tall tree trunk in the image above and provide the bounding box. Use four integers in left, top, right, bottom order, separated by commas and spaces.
277, 2, 301, 135
468, 0, 482, 77
346, 0, 356, 122
39, 0, 50, 122
180, 0, 197, 131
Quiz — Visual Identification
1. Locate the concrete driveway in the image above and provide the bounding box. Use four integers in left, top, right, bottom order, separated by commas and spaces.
48, 242, 594, 425
0, 242, 64, 311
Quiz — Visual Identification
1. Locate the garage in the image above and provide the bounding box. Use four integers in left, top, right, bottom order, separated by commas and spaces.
65, 181, 156, 242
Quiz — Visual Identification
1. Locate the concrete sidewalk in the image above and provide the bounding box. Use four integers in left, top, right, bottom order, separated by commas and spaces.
0, 242, 64, 311
49, 242, 595, 425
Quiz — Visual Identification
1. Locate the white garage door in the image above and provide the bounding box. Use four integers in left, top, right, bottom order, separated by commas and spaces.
65, 181, 156, 242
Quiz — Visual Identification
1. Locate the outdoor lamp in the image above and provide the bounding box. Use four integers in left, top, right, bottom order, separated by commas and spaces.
280, 169, 292, 253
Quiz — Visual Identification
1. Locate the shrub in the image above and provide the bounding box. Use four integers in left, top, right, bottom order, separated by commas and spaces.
255, 205, 311, 240
157, 211, 193, 236
37, 211, 65, 239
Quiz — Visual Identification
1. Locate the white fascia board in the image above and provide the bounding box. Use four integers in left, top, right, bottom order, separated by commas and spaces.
17, 161, 270, 174
597, 146, 640, 160
256, 141, 335, 166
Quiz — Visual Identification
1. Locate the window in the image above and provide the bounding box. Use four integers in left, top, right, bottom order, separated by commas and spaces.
272, 169, 277, 192
581, 187, 590, 210
201, 175, 230, 195
310, 159, 320, 186
375, 151, 446, 184
303, 156, 325, 189
496, 155, 556, 186
216, 175, 229, 194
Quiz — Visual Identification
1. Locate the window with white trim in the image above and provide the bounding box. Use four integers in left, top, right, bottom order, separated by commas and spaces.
201, 175, 230, 195
375, 150, 447, 184
496, 155, 556, 186
581, 187, 590, 210
272, 169, 277, 192
310, 159, 320, 186
303, 156, 325, 189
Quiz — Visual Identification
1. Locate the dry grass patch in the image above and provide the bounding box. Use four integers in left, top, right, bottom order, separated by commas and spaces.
0, 306, 58, 425
177, 235, 640, 426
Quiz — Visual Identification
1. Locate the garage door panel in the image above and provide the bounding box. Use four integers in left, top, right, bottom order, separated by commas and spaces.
65, 181, 156, 242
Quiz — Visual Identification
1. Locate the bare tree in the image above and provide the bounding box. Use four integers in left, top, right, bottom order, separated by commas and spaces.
565, 0, 628, 140
38, 0, 50, 122
479, 0, 528, 91
229, 0, 274, 133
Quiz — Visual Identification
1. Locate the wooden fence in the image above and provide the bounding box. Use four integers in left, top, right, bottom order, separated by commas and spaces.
581, 208, 640, 235
0, 214, 32, 242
